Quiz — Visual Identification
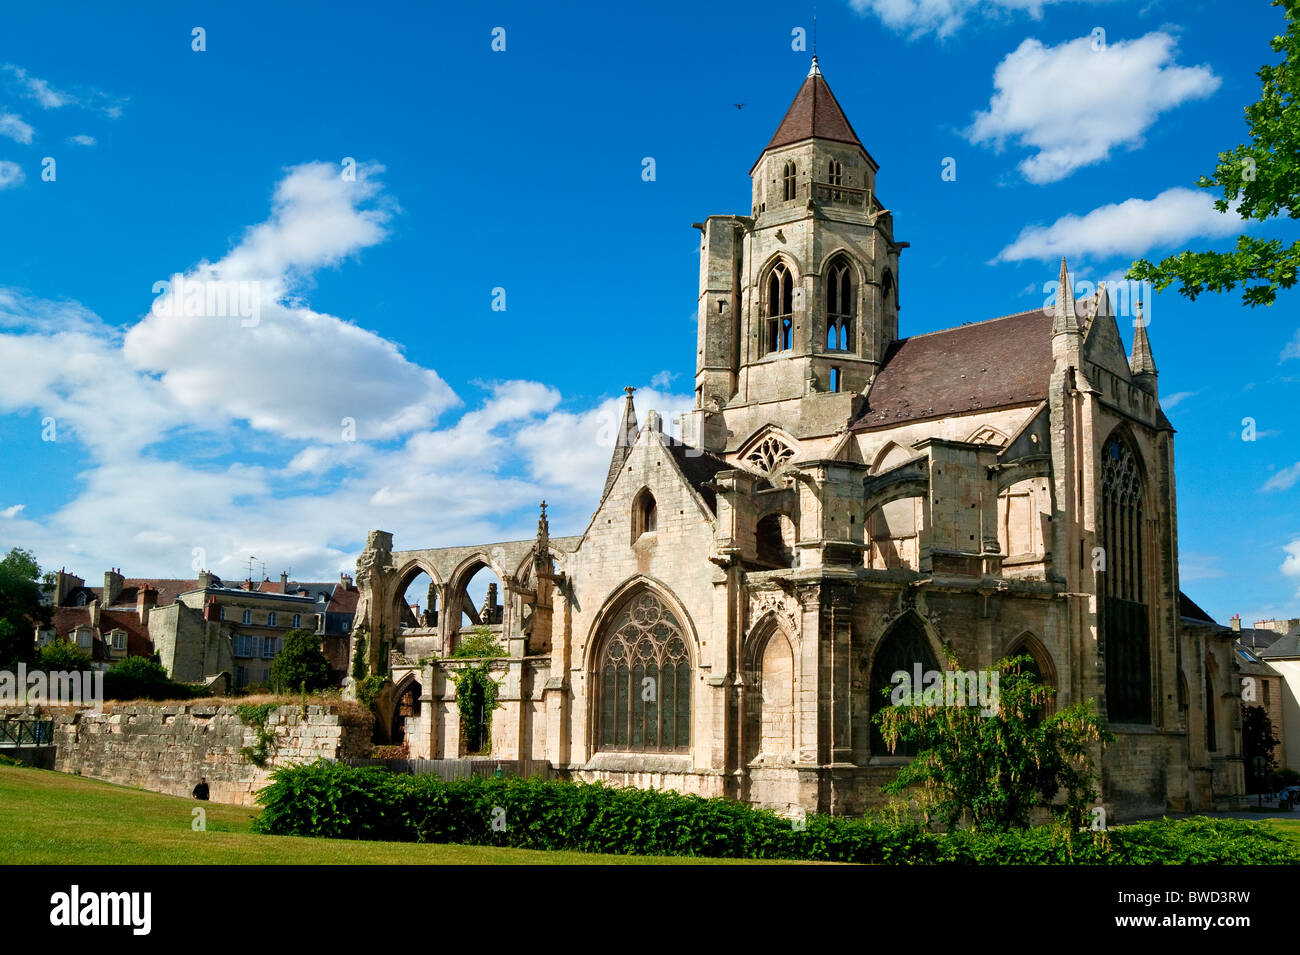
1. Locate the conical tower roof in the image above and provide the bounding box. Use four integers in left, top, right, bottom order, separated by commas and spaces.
752, 58, 874, 171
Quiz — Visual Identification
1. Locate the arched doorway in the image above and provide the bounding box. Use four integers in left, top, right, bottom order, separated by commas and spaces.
867, 615, 939, 757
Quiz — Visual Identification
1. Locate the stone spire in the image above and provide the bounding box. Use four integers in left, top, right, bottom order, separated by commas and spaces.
1052, 258, 1079, 337
600, 387, 639, 500
1130, 300, 1157, 377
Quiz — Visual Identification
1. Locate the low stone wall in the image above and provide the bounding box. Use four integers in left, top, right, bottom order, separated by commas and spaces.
0, 701, 373, 806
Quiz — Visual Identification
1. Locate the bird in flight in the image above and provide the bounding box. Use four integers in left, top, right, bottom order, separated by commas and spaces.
733, 103, 744, 110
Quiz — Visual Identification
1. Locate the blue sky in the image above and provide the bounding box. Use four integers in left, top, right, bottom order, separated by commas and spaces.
0, 0, 1295, 625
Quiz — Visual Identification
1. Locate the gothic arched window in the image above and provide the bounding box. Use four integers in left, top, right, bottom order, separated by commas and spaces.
632, 488, 657, 541
868, 616, 938, 756
765, 261, 794, 354
1204, 663, 1217, 751
782, 160, 796, 201
826, 257, 853, 351
597, 591, 691, 752
1101, 434, 1151, 724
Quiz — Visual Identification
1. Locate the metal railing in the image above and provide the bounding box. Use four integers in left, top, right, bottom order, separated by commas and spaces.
0, 718, 55, 747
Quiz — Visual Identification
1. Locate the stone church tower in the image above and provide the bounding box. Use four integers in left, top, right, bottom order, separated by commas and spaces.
351, 60, 1244, 819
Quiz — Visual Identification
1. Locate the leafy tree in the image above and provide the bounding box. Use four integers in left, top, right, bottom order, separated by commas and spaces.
0, 547, 49, 667
1129, 0, 1300, 306
270, 628, 332, 693
877, 653, 1113, 832
1242, 704, 1280, 793
103, 656, 193, 700
35, 639, 93, 672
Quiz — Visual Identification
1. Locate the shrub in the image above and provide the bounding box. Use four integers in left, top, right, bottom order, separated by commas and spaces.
253, 761, 1300, 864
103, 656, 193, 701
35, 640, 93, 672
878, 652, 1112, 831
270, 629, 332, 693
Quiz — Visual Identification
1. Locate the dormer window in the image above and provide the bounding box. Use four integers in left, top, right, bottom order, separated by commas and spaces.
764, 261, 794, 354
782, 160, 796, 201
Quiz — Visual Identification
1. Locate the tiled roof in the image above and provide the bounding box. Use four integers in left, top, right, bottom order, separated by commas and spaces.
763, 64, 863, 153
327, 586, 360, 615
99, 609, 154, 657
851, 310, 1056, 432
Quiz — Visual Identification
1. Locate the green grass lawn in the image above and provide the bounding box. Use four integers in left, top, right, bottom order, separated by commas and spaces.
0, 765, 787, 865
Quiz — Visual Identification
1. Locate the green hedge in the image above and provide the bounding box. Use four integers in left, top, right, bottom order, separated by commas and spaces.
253, 760, 1300, 864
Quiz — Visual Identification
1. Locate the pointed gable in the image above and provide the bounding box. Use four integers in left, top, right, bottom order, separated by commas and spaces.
1082, 298, 1133, 381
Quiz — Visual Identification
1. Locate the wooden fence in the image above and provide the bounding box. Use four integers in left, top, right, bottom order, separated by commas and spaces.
343, 757, 553, 780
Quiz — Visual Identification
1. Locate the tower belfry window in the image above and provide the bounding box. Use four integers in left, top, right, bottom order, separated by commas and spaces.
828, 158, 844, 200
826, 257, 853, 352
782, 160, 796, 201
765, 262, 794, 354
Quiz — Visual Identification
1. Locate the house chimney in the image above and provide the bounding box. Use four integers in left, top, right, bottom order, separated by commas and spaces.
197, 570, 217, 591
1231, 614, 1241, 633
137, 584, 158, 624
103, 568, 125, 606
280, 571, 289, 592
340, 572, 353, 588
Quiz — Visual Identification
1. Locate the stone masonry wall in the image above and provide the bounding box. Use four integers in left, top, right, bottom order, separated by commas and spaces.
1, 701, 373, 806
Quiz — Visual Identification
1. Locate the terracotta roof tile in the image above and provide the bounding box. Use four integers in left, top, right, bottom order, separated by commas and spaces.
763, 65, 863, 154
851, 310, 1056, 432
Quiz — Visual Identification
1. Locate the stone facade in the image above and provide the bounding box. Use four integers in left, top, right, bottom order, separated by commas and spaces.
349, 59, 1245, 819
1, 702, 372, 806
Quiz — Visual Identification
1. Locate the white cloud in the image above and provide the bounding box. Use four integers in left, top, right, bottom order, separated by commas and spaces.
1282, 539, 1300, 594
3, 65, 71, 108
1178, 552, 1222, 582
0, 504, 23, 519
848, 0, 1110, 39
1281, 330, 1300, 362
1161, 391, 1196, 409
1262, 463, 1300, 493
994, 188, 1242, 263
0, 161, 23, 189
968, 32, 1219, 183
123, 161, 458, 442
0, 113, 34, 144
67, 134, 95, 146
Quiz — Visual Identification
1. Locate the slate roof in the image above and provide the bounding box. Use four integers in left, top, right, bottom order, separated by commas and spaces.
851, 310, 1056, 432
667, 443, 733, 514
1179, 592, 1218, 624
1260, 629, 1300, 660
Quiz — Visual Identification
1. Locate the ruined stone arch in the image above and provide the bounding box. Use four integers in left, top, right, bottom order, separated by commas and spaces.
742, 614, 797, 763
585, 577, 698, 754
390, 558, 445, 630
446, 552, 510, 644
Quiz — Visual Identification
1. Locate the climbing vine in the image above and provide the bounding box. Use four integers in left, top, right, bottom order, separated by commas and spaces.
351, 634, 369, 681
237, 703, 278, 768
447, 661, 501, 755
447, 626, 505, 754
